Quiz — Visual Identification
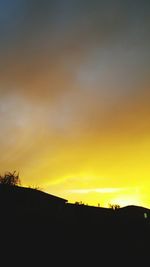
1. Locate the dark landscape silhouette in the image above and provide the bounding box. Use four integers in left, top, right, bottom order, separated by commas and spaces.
0, 172, 149, 265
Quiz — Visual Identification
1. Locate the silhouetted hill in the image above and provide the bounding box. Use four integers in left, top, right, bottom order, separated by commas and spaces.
119, 204, 150, 212
0, 184, 149, 265
0, 183, 67, 211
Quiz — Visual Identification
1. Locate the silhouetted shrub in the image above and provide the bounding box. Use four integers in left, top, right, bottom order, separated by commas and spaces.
32, 186, 43, 191
75, 201, 84, 205
109, 204, 120, 210
0, 171, 21, 186
28, 185, 43, 191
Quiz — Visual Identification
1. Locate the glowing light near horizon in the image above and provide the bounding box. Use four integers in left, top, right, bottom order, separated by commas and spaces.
109, 193, 142, 207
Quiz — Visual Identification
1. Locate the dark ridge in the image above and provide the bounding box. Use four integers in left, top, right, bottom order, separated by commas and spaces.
0, 183, 67, 202
119, 204, 150, 210
0, 184, 149, 265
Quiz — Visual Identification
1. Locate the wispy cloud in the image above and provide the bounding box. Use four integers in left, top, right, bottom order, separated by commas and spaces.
69, 188, 126, 194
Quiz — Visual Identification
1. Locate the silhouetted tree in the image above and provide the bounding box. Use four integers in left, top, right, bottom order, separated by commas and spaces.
0, 171, 21, 186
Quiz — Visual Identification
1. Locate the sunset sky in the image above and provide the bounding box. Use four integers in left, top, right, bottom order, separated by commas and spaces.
0, 0, 150, 208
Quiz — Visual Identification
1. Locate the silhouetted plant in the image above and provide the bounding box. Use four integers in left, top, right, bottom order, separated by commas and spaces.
0, 171, 21, 186
32, 185, 43, 191
109, 204, 120, 210
27, 185, 43, 191
75, 201, 84, 205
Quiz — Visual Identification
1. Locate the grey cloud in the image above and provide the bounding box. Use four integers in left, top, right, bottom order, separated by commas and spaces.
0, 0, 150, 136
0, 0, 150, 102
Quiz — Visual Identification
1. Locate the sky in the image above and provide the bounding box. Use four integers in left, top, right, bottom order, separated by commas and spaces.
0, 0, 150, 208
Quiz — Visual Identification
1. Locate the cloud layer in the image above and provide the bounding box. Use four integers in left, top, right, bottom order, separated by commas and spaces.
0, 0, 150, 206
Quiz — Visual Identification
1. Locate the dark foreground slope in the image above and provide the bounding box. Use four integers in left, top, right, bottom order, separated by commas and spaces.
0, 184, 150, 265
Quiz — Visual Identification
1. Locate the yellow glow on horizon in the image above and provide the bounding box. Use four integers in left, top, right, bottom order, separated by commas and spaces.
43, 180, 150, 208
108, 191, 142, 208
6, 127, 150, 210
